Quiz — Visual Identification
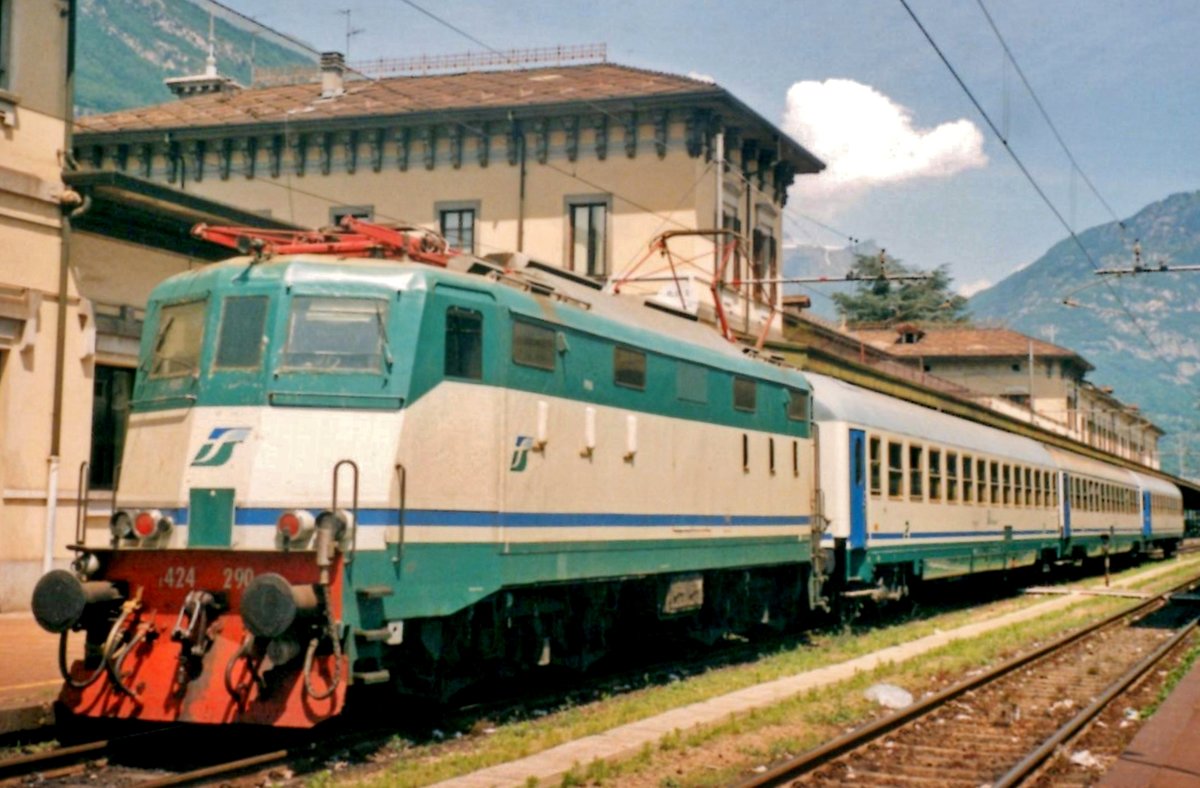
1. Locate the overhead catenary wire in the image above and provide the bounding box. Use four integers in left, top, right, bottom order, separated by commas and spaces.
972, 0, 1126, 234
896, 0, 1177, 380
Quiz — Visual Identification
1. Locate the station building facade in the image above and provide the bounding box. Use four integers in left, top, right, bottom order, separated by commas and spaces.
70, 54, 824, 329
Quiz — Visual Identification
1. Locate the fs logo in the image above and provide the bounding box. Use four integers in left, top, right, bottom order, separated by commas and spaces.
191, 427, 251, 467
509, 435, 534, 472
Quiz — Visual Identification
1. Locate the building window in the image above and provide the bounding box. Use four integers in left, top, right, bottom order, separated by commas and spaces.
90, 366, 134, 488
329, 204, 374, 226
445, 307, 483, 379
751, 227, 777, 304
568, 200, 608, 277
0, 0, 10, 90
438, 205, 477, 254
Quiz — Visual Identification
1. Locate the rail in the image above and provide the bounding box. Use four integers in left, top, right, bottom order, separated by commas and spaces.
737, 571, 1200, 787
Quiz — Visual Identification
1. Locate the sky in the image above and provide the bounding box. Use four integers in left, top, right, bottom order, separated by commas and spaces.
225, 0, 1200, 297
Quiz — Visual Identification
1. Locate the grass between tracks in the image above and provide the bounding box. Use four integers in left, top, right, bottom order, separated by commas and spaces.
331, 557, 1200, 788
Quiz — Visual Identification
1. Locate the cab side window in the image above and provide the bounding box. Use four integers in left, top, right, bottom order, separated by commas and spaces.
445, 307, 483, 380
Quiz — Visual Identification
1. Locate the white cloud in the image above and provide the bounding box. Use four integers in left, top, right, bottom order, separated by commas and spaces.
957, 278, 993, 298
783, 79, 987, 202
688, 71, 716, 84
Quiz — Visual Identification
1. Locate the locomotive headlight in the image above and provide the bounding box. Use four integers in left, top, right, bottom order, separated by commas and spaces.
109, 510, 134, 540
276, 509, 315, 548
133, 509, 173, 540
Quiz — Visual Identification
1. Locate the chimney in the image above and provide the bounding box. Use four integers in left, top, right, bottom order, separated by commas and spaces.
320, 52, 346, 98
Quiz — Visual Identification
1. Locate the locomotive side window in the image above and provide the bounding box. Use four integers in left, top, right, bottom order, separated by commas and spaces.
512, 319, 556, 371
887, 441, 903, 498
445, 307, 483, 380
733, 377, 757, 413
613, 346, 646, 390
281, 297, 390, 371
150, 299, 207, 378
786, 388, 809, 421
868, 436, 882, 496
214, 296, 268, 369
676, 362, 708, 403
908, 444, 924, 500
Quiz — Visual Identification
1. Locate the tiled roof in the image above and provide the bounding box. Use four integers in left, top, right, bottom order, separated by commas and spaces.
849, 326, 1091, 366
79, 63, 725, 133
74, 62, 824, 172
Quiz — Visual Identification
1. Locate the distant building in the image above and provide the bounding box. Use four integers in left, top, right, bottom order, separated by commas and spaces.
848, 324, 1161, 467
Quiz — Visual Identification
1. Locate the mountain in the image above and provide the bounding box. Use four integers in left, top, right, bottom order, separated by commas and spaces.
782, 240, 882, 321
77, 0, 317, 116
969, 191, 1200, 479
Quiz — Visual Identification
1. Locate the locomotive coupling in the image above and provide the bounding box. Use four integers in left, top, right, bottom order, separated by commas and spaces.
239, 573, 320, 639
31, 569, 123, 633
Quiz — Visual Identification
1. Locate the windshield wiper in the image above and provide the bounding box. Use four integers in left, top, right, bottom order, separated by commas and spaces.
375, 305, 394, 371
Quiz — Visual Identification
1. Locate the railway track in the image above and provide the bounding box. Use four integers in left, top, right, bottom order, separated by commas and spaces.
738, 574, 1200, 788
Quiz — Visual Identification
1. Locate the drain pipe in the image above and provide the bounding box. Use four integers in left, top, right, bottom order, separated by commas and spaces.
45, 0, 79, 574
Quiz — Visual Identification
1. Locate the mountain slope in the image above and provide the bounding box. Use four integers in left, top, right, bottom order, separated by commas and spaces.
970, 191, 1200, 477
77, 0, 316, 115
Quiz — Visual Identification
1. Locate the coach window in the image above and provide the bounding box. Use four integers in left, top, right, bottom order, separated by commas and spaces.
281, 297, 390, 372
869, 436, 882, 496
1002, 464, 1012, 505
888, 441, 904, 498
733, 377, 757, 413
1024, 467, 1033, 506
150, 299, 207, 378
946, 452, 958, 503
909, 444, 924, 500
512, 320, 556, 371
1034, 469, 1043, 507
977, 458, 987, 504
214, 296, 268, 369
929, 449, 942, 501
445, 307, 483, 380
990, 461, 1000, 505
613, 346, 646, 390
961, 454, 973, 503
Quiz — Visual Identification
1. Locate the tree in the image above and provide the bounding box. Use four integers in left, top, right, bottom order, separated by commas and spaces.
831, 253, 969, 324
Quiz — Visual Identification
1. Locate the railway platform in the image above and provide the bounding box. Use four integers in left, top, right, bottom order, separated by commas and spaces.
0, 612, 68, 736
1100, 655, 1200, 787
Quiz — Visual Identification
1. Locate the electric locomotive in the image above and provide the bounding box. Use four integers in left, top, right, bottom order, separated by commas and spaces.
31, 221, 823, 727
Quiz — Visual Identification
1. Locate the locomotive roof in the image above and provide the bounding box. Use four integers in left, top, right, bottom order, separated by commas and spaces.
151, 254, 812, 390
806, 371, 1054, 465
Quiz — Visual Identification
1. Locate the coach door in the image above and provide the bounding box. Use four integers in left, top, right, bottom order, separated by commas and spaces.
1142, 490, 1153, 538
849, 429, 867, 550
